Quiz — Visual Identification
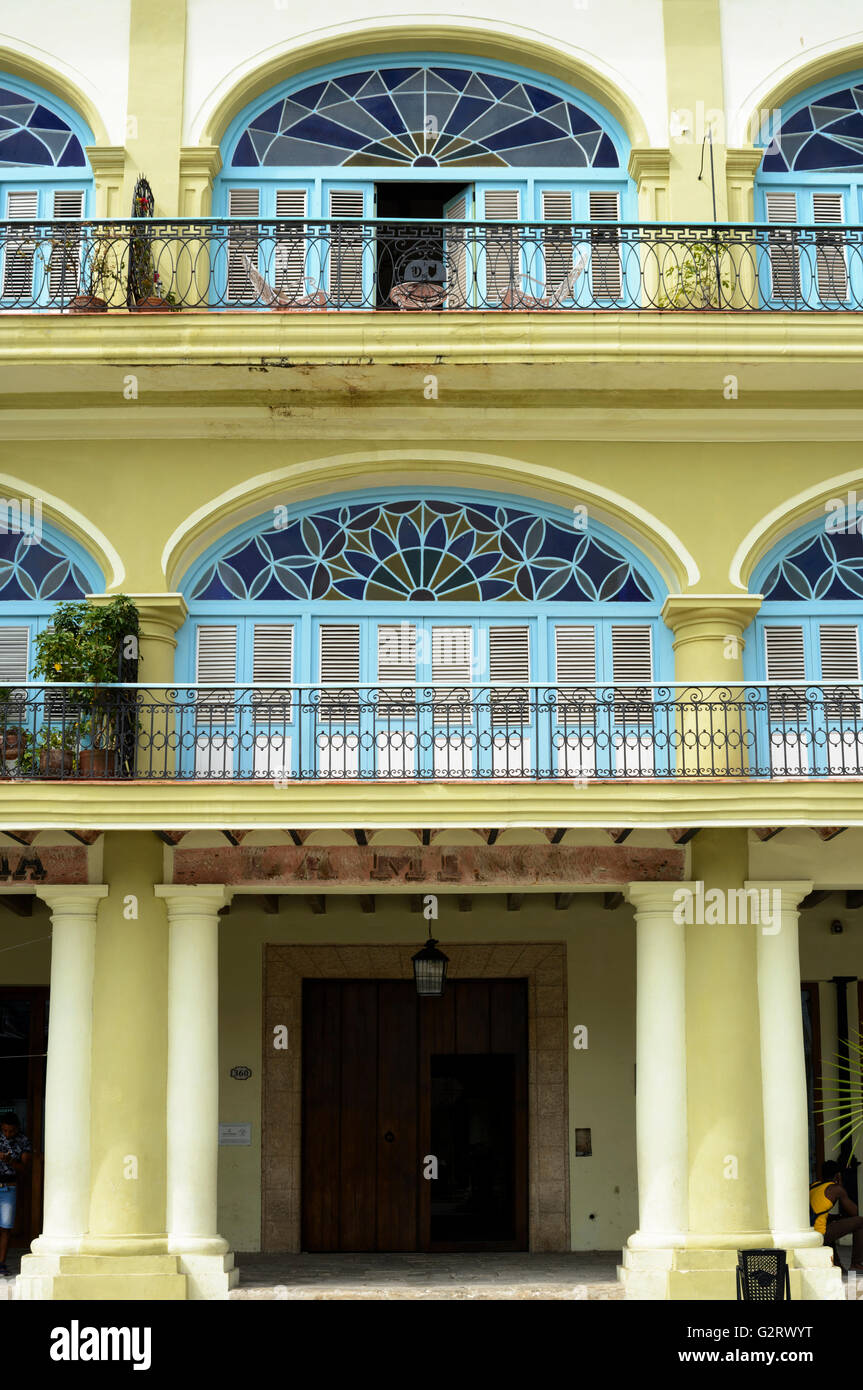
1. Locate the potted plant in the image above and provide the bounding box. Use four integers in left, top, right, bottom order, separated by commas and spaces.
30, 595, 140, 778
128, 211, 178, 313
0, 687, 26, 773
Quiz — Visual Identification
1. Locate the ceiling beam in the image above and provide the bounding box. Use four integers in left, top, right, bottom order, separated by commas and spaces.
288, 829, 306, 847
550, 828, 566, 845
506, 894, 522, 912
846, 890, 863, 911
307, 895, 326, 915
752, 827, 783, 842
66, 830, 102, 846
815, 827, 847, 842
607, 829, 632, 844
359, 895, 375, 913
421, 828, 431, 847
3, 832, 36, 846
458, 896, 472, 912
354, 829, 368, 847
2, 896, 33, 916
603, 892, 625, 911
668, 828, 700, 845
554, 893, 574, 911
800, 889, 832, 910
221, 830, 243, 846
486, 828, 499, 845
261, 895, 280, 914
154, 831, 185, 846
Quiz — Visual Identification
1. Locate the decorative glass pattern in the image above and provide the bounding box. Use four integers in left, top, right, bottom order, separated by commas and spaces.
190, 499, 652, 603
762, 83, 863, 173
0, 531, 90, 600
0, 84, 86, 167
762, 529, 863, 600
230, 65, 619, 169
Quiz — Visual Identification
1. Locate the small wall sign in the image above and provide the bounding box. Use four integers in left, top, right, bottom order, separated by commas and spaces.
219, 1123, 252, 1146
230, 1065, 252, 1080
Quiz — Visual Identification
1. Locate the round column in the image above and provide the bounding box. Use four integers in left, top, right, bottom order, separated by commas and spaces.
156, 885, 232, 1254
31, 887, 107, 1254
625, 882, 690, 1247
751, 880, 822, 1247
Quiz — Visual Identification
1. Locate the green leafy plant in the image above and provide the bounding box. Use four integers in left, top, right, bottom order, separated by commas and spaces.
818, 1029, 863, 1160
657, 239, 733, 309
31, 595, 140, 751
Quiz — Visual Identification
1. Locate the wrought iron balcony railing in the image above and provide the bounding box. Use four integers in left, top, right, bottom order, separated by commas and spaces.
1, 217, 862, 313
3, 682, 863, 781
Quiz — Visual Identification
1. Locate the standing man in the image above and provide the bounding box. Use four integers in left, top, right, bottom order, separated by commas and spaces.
0, 1111, 31, 1275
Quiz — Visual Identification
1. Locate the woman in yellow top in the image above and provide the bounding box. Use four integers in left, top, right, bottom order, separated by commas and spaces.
810, 1161, 863, 1269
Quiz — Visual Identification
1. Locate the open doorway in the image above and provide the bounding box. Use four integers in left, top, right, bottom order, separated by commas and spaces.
374, 181, 470, 307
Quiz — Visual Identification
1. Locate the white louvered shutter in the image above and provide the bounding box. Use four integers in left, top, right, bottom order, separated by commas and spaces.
489, 626, 530, 724
541, 189, 574, 297
764, 624, 806, 718
328, 189, 364, 305
612, 625, 653, 724
274, 189, 307, 300
227, 187, 260, 303
482, 189, 520, 303
589, 190, 622, 299
3, 190, 38, 299
195, 625, 237, 723
319, 623, 360, 718
252, 624, 293, 719
819, 624, 861, 718
377, 623, 417, 717
555, 626, 597, 717
0, 626, 30, 724
48, 189, 85, 300
765, 192, 800, 301
432, 626, 472, 716
812, 192, 847, 304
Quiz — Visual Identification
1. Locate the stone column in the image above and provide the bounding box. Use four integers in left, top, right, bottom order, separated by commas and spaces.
156, 885, 238, 1299
620, 882, 689, 1297
750, 880, 822, 1248
662, 0, 729, 220
27, 887, 107, 1255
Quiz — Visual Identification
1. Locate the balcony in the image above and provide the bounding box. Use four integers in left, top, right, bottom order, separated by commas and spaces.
1, 218, 862, 313
4, 682, 863, 782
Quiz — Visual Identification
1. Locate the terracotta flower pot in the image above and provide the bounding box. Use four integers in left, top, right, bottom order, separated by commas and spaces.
68, 294, 109, 314
130, 296, 175, 313
77, 747, 116, 777
39, 747, 74, 775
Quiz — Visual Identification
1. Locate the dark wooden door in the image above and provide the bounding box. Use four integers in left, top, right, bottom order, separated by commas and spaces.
301, 978, 527, 1252
0, 987, 48, 1246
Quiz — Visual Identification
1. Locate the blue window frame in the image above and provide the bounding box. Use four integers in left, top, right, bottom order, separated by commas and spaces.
746, 515, 863, 774
177, 489, 671, 779
0, 74, 94, 308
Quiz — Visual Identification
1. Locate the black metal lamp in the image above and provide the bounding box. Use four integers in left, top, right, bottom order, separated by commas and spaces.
412, 936, 449, 996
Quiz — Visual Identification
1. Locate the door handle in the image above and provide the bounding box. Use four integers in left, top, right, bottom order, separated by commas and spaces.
384, 1130, 395, 1143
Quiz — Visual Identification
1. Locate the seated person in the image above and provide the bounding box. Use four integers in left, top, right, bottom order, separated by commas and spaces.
0, 1111, 31, 1275
810, 1160, 863, 1270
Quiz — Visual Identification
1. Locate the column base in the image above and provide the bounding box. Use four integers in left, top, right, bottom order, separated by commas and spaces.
15, 1253, 187, 1301
175, 1252, 239, 1300
618, 1245, 845, 1300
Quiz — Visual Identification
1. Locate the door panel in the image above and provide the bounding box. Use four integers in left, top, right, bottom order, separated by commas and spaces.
301, 981, 341, 1251
338, 981, 378, 1250
376, 981, 418, 1251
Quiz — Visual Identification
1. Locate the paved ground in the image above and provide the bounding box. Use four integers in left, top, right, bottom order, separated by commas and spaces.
230, 1250, 624, 1299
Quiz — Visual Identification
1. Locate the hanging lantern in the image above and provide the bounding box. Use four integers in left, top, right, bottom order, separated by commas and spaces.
412, 936, 449, 996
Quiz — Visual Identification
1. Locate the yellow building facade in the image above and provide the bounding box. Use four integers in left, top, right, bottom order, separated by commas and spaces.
1, 0, 862, 1300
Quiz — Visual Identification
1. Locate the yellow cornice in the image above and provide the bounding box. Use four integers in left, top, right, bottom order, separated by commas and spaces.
84, 146, 128, 177
4, 779, 863, 831
725, 147, 764, 179
179, 146, 222, 181
628, 148, 671, 182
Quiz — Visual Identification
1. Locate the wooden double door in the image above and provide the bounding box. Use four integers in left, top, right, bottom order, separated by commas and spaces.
301, 978, 528, 1252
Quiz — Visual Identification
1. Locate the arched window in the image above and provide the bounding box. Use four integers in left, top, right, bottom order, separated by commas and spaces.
0, 75, 94, 307
755, 71, 863, 307
0, 513, 104, 687
748, 513, 863, 773
216, 55, 633, 309
178, 490, 669, 780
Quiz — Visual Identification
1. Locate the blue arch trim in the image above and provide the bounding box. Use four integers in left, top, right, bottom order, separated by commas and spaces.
181, 489, 663, 606
221, 53, 628, 174
757, 69, 863, 175
0, 514, 103, 604
0, 73, 92, 170
751, 513, 863, 602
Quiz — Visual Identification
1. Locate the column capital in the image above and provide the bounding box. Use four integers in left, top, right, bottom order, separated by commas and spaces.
87, 592, 188, 638
628, 147, 671, 182
36, 885, 109, 914
745, 880, 814, 911
156, 885, 233, 917
725, 147, 764, 180
661, 594, 763, 643
179, 145, 222, 181
625, 881, 695, 912
84, 145, 127, 178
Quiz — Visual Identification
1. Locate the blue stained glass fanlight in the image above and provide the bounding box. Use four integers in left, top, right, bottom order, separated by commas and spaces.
761, 82, 863, 173
761, 528, 863, 601
229, 65, 620, 170
0, 531, 90, 600
0, 84, 86, 167
190, 499, 653, 603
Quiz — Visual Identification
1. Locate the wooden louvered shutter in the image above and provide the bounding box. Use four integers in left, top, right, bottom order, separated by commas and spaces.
611, 625, 653, 724
819, 624, 861, 717
195, 625, 237, 722
765, 192, 800, 300
377, 623, 416, 716
764, 624, 806, 718
812, 192, 848, 303
432, 626, 472, 714
48, 189, 85, 300
589, 190, 622, 299
274, 189, 307, 300
328, 189, 364, 305
541, 190, 574, 297
319, 623, 360, 718
3, 190, 38, 298
445, 191, 469, 307
489, 626, 530, 724
0, 626, 30, 724
555, 626, 596, 716
227, 187, 259, 302
482, 189, 520, 303
252, 624, 293, 717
